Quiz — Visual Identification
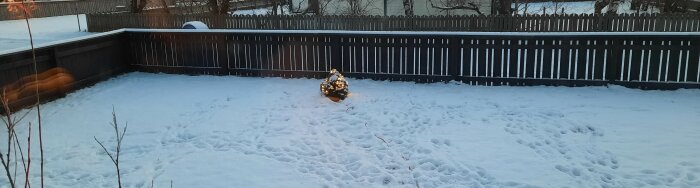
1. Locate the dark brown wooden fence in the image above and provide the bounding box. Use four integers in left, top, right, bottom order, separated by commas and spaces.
126, 30, 700, 89
2, 29, 699, 112
0, 0, 126, 20
87, 13, 700, 32
0, 32, 129, 112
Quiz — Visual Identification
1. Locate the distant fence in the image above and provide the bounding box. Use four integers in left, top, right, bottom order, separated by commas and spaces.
87, 13, 700, 32
0, 0, 126, 20
2, 29, 699, 112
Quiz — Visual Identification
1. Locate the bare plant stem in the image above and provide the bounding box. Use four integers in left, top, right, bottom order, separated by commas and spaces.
73, 2, 81, 31
1, 90, 16, 188
12, 130, 28, 182
13, 139, 18, 183
21, 4, 44, 187
95, 108, 127, 188
0, 149, 14, 188
24, 123, 31, 188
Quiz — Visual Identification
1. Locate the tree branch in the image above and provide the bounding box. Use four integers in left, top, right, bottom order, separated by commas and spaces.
428, 0, 484, 15
95, 108, 126, 188
94, 137, 117, 166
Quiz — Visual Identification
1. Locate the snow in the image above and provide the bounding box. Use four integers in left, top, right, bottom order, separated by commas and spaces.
0, 14, 91, 52
515, 1, 659, 15
182, 21, 209, 29
0, 29, 122, 55
3, 72, 700, 187
230, 5, 291, 15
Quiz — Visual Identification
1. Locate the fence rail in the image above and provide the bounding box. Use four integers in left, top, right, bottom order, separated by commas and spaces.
87, 13, 700, 32
0, 0, 126, 20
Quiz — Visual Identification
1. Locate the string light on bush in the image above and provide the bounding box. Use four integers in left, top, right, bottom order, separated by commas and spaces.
320, 69, 349, 102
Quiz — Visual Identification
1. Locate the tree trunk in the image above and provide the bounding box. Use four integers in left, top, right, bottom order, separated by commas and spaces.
594, 0, 609, 14
208, 0, 219, 14
137, 0, 149, 13
309, 0, 320, 14
219, 0, 230, 14
160, 0, 170, 13
606, 0, 619, 14
130, 0, 139, 12
403, 0, 414, 16
498, 0, 513, 15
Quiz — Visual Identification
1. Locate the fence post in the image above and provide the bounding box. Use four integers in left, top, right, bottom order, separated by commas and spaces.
606, 38, 622, 84
219, 34, 229, 75
331, 36, 342, 71
448, 36, 462, 80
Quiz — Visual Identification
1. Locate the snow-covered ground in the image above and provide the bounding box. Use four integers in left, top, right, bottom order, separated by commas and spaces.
231, 5, 291, 15
515, 1, 659, 15
0, 14, 91, 52
2, 72, 700, 187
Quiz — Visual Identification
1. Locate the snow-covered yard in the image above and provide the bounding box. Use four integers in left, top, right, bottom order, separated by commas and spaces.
0, 14, 90, 52
3, 72, 700, 187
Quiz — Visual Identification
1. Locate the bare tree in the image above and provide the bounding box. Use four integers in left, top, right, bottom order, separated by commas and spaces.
661, 0, 692, 13
309, 0, 321, 13
290, 0, 316, 14
131, 0, 151, 13
339, 0, 377, 15
269, 1, 280, 15
403, 0, 414, 16
94, 109, 128, 188
159, 0, 171, 13
207, 0, 219, 14
595, 0, 620, 14
291, 0, 332, 15
495, 0, 513, 15
428, 0, 485, 15
219, 0, 230, 14
207, 0, 230, 14
512, 0, 531, 15
175, 0, 210, 14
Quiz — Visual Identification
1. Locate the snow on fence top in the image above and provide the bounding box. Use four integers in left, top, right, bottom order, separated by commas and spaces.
124, 28, 700, 36
87, 13, 700, 33
0, 29, 123, 55
5, 28, 700, 56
